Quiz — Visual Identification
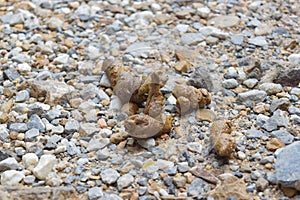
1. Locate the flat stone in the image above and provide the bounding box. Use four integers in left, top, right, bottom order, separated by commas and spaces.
274, 68, 300, 87
117, 174, 134, 191
87, 137, 110, 152
181, 33, 205, 45
53, 54, 70, 65
187, 142, 202, 153
4, 68, 20, 81
125, 42, 153, 57
47, 16, 63, 30
248, 36, 268, 47
246, 129, 266, 139
78, 123, 101, 137
238, 90, 267, 103
9, 123, 28, 132
137, 138, 156, 149
209, 15, 240, 28
0, 157, 22, 172
0, 124, 9, 142
197, 7, 210, 18
33, 154, 57, 180
288, 54, 300, 64
259, 83, 282, 95
1, 170, 24, 186
100, 168, 120, 184
271, 130, 294, 145
254, 23, 272, 36
275, 141, 300, 190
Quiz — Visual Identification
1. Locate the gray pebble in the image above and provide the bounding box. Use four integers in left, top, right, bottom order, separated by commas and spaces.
65, 119, 79, 134
100, 168, 120, 184
243, 78, 258, 89
15, 90, 30, 103
27, 114, 45, 133
222, 78, 239, 89
25, 128, 39, 142
271, 130, 294, 144
9, 123, 28, 132
238, 90, 267, 103
259, 83, 282, 95
188, 178, 205, 196
117, 174, 134, 190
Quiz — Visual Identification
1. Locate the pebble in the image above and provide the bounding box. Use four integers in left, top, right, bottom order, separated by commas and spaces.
33, 154, 57, 180
188, 178, 205, 196
259, 83, 283, 95
197, 7, 210, 19
275, 141, 300, 191
231, 34, 244, 45
263, 110, 289, 131
0, 157, 22, 171
65, 119, 79, 134
15, 90, 30, 102
222, 79, 239, 89
117, 174, 134, 191
100, 168, 120, 184
137, 138, 156, 149
270, 98, 290, 113
248, 36, 268, 47
238, 90, 267, 103
27, 114, 46, 133
22, 153, 39, 171
187, 142, 202, 154
1, 170, 24, 186
88, 187, 103, 200
9, 123, 28, 132
243, 78, 258, 89
181, 33, 205, 45
173, 175, 186, 188
271, 130, 294, 145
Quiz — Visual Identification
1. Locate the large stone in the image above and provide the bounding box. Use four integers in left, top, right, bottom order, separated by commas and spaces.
33, 155, 57, 180
274, 67, 300, 87
1, 170, 24, 186
0, 157, 22, 172
275, 141, 300, 191
30, 80, 75, 106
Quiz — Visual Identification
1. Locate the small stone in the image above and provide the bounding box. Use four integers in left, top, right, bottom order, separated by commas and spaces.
237, 151, 246, 160
97, 119, 107, 128
100, 168, 120, 184
17, 63, 31, 73
222, 79, 239, 89
197, 7, 210, 18
24, 175, 36, 184
125, 42, 153, 57
259, 83, 282, 95
254, 23, 272, 36
9, 123, 28, 132
0, 157, 22, 171
196, 109, 216, 122
174, 60, 190, 73
27, 114, 45, 133
33, 154, 57, 180
243, 78, 258, 89
0, 124, 9, 142
230, 34, 244, 45
181, 33, 205, 45
246, 129, 266, 139
238, 90, 267, 103
15, 90, 30, 102
288, 54, 300, 64
263, 110, 289, 131
248, 36, 268, 47
1, 170, 24, 186
22, 153, 38, 171
46, 172, 62, 187
188, 178, 205, 196
47, 16, 63, 30
137, 138, 156, 149
256, 177, 269, 191
176, 24, 189, 33
65, 119, 79, 134
290, 88, 300, 98
156, 159, 174, 170
117, 174, 134, 191
25, 128, 39, 142
275, 141, 300, 190
270, 98, 290, 113
173, 175, 186, 188
88, 187, 103, 200
187, 142, 202, 153
4, 68, 20, 81
87, 137, 110, 152
271, 130, 294, 145
209, 15, 240, 28
177, 162, 189, 173
266, 138, 285, 151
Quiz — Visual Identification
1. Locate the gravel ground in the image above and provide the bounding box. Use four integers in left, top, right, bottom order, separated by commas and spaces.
0, 0, 300, 199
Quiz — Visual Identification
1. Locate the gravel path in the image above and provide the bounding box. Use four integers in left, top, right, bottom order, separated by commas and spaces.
0, 0, 300, 199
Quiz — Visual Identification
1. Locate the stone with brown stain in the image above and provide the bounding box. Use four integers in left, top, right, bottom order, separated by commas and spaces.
210, 119, 236, 158
266, 138, 285, 151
